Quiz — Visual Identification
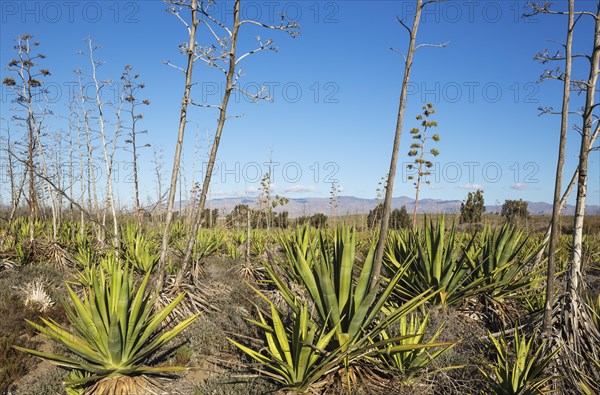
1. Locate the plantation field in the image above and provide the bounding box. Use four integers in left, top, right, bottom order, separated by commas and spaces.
2, 2, 600, 392
1, 216, 599, 394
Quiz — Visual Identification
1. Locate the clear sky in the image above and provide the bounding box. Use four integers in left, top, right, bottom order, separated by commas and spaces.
1, 0, 599, 210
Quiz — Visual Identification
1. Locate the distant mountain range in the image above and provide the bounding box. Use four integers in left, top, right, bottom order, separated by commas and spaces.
187, 196, 600, 217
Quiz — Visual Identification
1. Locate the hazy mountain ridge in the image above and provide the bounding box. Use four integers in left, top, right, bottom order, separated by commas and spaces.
194, 196, 600, 217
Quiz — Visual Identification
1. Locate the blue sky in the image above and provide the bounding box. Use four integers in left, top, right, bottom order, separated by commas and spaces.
1, 0, 599, 210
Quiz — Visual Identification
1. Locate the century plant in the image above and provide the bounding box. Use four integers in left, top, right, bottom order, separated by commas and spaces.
121, 65, 151, 229
406, 103, 440, 228
271, 226, 431, 349
225, 232, 245, 262
174, 0, 299, 288
250, 229, 272, 257
234, 225, 441, 392
1, 235, 31, 267
3, 34, 52, 243
466, 223, 544, 302
191, 229, 224, 263
229, 301, 339, 391
72, 230, 96, 269
15, 262, 199, 394
120, 223, 159, 274
385, 216, 488, 308
378, 310, 454, 382
479, 327, 557, 395
277, 225, 319, 284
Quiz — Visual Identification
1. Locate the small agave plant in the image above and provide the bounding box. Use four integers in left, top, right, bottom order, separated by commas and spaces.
480, 326, 557, 395
15, 262, 199, 395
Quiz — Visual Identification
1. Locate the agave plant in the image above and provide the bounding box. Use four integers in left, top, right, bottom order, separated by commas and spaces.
226, 230, 247, 260
11, 217, 40, 241
271, 227, 424, 349
230, 301, 339, 391
57, 222, 76, 247
168, 220, 187, 244
70, 255, 121, 289
519, 286, 547, 314
15, 262, 199, 394
385, 216, 487, 308
271, 226, 435, 350
480, 327, 557, 395
466, 224, 545, 301
227, 240, 243, 261
235, 226, 440, 391
557, 234, 600, 272
1, 239, 31, 267
192, 229, 225, 263
121, 223, 159, 274
250, 229, 271, 257
277, 224, 318, 284
73, 243, 95, 269
279, 225, 315, 260
378, 310, 454, 382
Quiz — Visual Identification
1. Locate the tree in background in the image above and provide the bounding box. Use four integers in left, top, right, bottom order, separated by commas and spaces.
501, 199, 529, 224
200, 208, 219, 228
227, 204, 250, 228
390, 206, 411, 229
368, 204, 410, 230
297, 213, 328, 228
309, 213, 328, 228
459, 189, 485, 224
367, 203, 384, 229
406, 103, 440, 228
273, 211, 289, 229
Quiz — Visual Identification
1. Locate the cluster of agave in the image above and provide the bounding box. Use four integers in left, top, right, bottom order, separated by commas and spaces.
231, 225, 453, 392
384, 216, 545, 309
9, 215, 597, 394
230, 220, 567, 393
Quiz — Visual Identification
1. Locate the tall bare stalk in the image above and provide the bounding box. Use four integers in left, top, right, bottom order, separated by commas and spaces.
372, 0, 446, 286
84, 38, 120, 249
175, 0, 298, 287
157, 0, 201, 286
527, 0, 576, 334
3, 35, 51, 242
